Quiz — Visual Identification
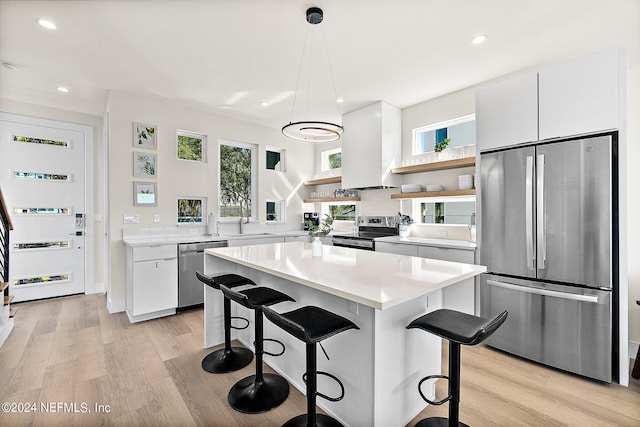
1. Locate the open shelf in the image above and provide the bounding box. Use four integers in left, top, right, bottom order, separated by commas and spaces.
391, 189, 476, 199
303, 197, 361, 203
9, 306, 17, 318
4, 295, 13, 306
304, 176, 342, 186
391, 157, 475, 175
0, 282, 8, 293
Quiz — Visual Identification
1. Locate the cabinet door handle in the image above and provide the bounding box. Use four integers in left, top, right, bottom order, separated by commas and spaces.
153, 262, 159, 268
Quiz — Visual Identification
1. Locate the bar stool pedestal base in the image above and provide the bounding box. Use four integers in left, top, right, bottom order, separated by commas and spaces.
283, 413, 343, 427
228, 373, 289, 414
416, 417, 470, 427
201, 347, 253, 373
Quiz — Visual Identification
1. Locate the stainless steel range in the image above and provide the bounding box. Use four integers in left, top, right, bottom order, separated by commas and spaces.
332, 216, 398, 251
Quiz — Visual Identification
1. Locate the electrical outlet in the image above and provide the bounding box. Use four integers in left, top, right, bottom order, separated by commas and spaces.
188, 228, 198, 235
153, 213, 160, 223
437, 230, 448, 237
123, 214, 139, 224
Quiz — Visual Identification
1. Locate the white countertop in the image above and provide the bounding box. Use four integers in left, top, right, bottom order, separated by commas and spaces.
206, 241, 485, 310
375, 235, 477, 250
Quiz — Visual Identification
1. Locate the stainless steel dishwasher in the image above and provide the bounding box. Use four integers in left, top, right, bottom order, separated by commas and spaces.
178, 240, 227, 311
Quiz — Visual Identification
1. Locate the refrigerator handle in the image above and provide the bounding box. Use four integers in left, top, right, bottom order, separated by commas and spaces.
486, 279, 599, 303
536, 154, 546, 270
525, 156, 535, 270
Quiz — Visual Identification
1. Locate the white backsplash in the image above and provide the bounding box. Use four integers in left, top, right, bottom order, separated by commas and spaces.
407, 223, 474, 242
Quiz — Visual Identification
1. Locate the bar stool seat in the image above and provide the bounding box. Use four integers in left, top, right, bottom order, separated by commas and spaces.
263, 305, 359, 427
219, 284, 295, 414
407, 309, 508, 427
196, 272, 255, 373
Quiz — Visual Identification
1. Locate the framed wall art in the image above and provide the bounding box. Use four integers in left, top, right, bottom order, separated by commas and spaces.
133, 152, 157, 178
133, 122, 157, 149
133, 181, 157, 206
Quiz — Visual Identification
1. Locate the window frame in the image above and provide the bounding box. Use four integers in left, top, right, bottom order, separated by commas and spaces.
176, 129, 207, 162
176, 196, 207, 226
321, 147, 342, 172
218, 139, 257, 222
265, 200, 286, 223
411, 196, 476, 225
266, 147, 286, 172
412, 114, 475, 155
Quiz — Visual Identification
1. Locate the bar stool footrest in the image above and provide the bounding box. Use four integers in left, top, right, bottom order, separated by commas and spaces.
230, 316, 250, 330
257, 338, 286, 357
415, 417, 470, 427
303, 371, 345, 402
418, 374, 451, 406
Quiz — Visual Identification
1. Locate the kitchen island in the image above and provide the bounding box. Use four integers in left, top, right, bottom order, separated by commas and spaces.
204, 241, 486, 427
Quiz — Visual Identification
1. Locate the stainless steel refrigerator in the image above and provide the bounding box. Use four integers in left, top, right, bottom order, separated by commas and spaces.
479, 132, 618, 383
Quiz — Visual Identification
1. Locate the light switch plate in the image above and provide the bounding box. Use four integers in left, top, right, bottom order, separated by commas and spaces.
153, 213, 160, 223
123, 214, 140, 224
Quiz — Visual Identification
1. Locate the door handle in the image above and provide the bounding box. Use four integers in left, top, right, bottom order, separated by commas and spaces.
536, 154, 546, 270
525, 156, 534, 270
487, 279, 599, 303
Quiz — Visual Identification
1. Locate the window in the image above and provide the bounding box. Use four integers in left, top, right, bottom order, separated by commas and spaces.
266, 148, 285, 171
328, 204, 356, 221
219, 140, 257, 220
414, 198, 476, 224
12, 171, 70, 181
413, 114, 476, 155
177, 197, 206, 225
266, 200, 285, 222
177, 130, 206, 161
321, 148, 342, 171
13, 134, 69, 147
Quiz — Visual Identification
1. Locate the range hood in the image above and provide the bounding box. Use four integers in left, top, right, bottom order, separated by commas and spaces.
341, 101, 402, 190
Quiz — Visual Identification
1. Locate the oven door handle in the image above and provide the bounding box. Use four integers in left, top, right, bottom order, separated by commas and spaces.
486, 279, 599, 303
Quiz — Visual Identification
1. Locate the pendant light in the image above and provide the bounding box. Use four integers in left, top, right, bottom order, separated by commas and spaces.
282, 7, 343, 143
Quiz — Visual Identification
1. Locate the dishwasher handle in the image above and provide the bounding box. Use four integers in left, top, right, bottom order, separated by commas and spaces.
486, 279, 599, 303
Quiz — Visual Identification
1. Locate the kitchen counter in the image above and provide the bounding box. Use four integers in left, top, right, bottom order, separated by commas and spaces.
204, 241, 486, 426
122, 230, 309, 247
375, 235, 476, 250
206, 241, 484, 310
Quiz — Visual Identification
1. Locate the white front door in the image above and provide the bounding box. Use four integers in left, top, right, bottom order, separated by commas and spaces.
0, 117, 88, 302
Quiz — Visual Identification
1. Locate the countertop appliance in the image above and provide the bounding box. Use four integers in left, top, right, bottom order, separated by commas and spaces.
479, 132, 618, 383
178, 240, 227, 310
332, 216, 398, 250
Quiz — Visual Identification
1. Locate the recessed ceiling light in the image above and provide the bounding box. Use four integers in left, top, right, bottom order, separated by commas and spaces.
0, 61, 19, 71
37, 19, 56, 30
336, 98, 344, 104
57, 86, 69, 93
471, 34, 487, 45
260, 101, 269, 107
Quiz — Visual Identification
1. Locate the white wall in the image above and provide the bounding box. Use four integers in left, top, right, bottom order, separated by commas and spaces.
106, 91, 314, 311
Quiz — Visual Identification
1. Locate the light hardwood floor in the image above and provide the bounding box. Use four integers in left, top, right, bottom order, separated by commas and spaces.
0, 294, 638, 426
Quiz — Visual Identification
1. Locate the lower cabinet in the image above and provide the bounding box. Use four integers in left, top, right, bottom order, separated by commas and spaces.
375, 241, 418, 256
125, 244, 178, 323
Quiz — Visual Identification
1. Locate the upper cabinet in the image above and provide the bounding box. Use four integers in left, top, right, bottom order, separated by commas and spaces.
476, 73, 539, 151
538, 48, 618, 140
476, 47, 620, 151
341, 101, 402, 189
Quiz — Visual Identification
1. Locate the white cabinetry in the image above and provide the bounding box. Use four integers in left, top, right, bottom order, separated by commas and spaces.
125, 244, 178, 323
476, 48, 619, 152
285, 235, 310, 243
476, 73, 539, 151
539, 48, 618, 140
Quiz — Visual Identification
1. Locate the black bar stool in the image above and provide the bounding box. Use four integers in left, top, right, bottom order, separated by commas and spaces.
219, 283, 296, 414
196, 271, 255, 373
407, 309, 508, 427
263, 305, 360, 427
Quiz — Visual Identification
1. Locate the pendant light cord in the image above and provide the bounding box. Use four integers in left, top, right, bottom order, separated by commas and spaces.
289, 25, 311, 124
321, 24, 342, 116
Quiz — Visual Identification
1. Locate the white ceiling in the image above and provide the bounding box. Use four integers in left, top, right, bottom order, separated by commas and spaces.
0, 0, 636, 131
